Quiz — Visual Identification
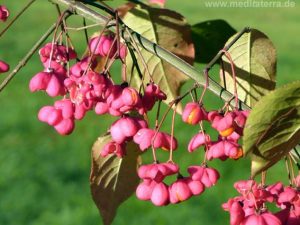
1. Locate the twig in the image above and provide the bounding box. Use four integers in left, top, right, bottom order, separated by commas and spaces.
0, 23, 57, 92
0, 0, 37, 38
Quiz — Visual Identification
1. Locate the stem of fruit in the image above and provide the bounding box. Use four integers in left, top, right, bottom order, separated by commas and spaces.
168, 105, 177, 163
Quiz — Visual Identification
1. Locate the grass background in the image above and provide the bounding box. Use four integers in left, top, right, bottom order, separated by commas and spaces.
0, 0, 299, 225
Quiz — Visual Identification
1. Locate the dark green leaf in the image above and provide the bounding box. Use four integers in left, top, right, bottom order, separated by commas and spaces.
191, 19, 236, 63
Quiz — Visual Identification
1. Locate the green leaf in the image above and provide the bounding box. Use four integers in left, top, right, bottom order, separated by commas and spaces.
221, 29, 277, 108
191, 19, 236, 63
90, 134, 141, 225
123, 5, 195, 113
243, 81, 300, 177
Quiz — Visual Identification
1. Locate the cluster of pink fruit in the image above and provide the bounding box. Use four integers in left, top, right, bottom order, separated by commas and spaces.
223, 177, 300, 225
29, 32, 138, 134
0, 5, 10, 74
182, 102, 249, 161
136, 163, 220, 206
100, 85, 173, 156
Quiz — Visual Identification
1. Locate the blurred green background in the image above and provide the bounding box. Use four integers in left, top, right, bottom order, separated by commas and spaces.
0, 0, 299, 225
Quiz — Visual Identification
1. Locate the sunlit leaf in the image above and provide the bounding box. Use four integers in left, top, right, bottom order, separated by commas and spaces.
123, 4, 195, 113
221, 29, 276, 108
90, 134, 141, 225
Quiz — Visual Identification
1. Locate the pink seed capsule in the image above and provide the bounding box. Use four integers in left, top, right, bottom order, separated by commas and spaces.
229, 201, 245, 225
234, 180, 258, 196
0, 60, 9, 73
278, 187, 298, 204
54, 99, 74, 119
212, 112, 235, 137
151, 182, 169, 206
54, 118, 75, 135
261, 213, 282, 225
29, 72, 52, 92
133, 128, 154, 151
285, 210, 300, 225
187, 166, 205, 181
233, 110, 249, 128
46, 75, 65, 97
223, 140, 240, 159
74, 104, 88, 120
0, 5, 9, 22
182, 102, 207, 125
169, 179, 193, 204
186, 178, 205, 196
207, 141, 227, 161
47, 109, 63, 126
101, 141, 126, 158
188, 132, 211, 152
95, 102, 109, 115
38, 106, 56, 123
266, 182, 284, 196
110, 121, 127, 144
118, 117, 140, 137
138, 164, 155, 179
136, 180, 156, 201
200, 167, 220, 188
122, 87, 141, 107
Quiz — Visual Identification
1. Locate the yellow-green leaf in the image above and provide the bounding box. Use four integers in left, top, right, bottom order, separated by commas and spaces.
90, 134, 141, 225
243, 81, 300, 177
123, 5, 195, 113
221, 29, 276, 107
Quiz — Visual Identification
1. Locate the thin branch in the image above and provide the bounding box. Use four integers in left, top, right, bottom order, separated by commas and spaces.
0, 24, 57, 92
0, 0, 37, 38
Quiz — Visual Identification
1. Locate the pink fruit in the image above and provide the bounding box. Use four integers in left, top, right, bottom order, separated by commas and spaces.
0, 5, 9, 22
207, 141, 227, 161
151, 182, 169, 206
0, 60, 9, 73
54, 118, 75, 135
182, 102, 207, 125
136, 180, 156, 201
169, 179, 192, 204
229, 201, 245, 225
101, 141, 126, 158
188, 132, 210, 152
138, 163, 179, 183
122, 87, 141, 107
211, 112, 235, 137
29, 72, 52, 92
54, 99, 74, 119
234, 180, 258, 196
278, 187, 298, 204
188, 166, 205, 181
38, 106, 56, 123
200, 167, 220, 187
186, 179, 205, 196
